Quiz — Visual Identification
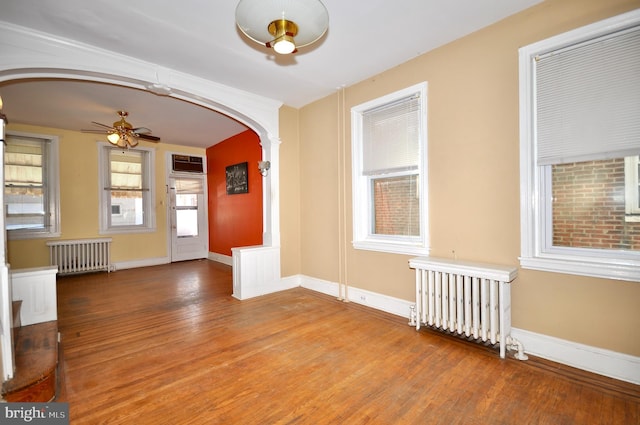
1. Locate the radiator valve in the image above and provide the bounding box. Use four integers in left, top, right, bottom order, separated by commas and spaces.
408, 305, 417, 326
506, 336, 528, 361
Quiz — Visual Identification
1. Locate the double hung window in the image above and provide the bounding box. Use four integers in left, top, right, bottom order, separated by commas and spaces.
519, 11, 640, 281
4, 132, 60, 239
351, 83, 428, 255
98, 144, 155, 233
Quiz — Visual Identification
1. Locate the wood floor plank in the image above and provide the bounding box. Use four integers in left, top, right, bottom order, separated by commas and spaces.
55, 259, 639, 424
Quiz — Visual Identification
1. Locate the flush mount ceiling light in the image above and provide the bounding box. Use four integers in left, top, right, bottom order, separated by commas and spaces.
235, 0, 329, 55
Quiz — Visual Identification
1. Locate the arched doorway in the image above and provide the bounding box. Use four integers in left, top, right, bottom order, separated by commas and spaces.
0, 24, 283, 382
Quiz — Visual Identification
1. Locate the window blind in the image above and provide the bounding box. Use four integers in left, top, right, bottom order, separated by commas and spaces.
4, 135, 49, 231
175, 178, 203, 194
536, 25, 640, 165
362, 93, 421, 175
109, 150, 143, 194
5, 136, 45, 191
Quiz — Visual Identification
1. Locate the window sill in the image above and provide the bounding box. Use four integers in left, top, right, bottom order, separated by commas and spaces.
353, 240, 430, 257
99, 227, 156, 235
519, 255, 640, 282
7, 231, 61, 241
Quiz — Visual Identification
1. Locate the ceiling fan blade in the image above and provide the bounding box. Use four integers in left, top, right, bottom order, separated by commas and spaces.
132, 127, 152, 134
90, 121, 114, 129
136, 133, 160, 142
81, 129, 109, 134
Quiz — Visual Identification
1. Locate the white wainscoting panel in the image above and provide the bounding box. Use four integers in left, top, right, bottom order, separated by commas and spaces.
11, 266, 58, 326
232, 246, 291, 299
0, 265, 13, 380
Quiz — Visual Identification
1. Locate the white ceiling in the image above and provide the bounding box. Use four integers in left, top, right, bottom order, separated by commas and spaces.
0, 0, 543, 148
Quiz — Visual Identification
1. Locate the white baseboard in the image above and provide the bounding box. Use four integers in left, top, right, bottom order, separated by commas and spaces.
113, 256, 169, 271
235, 275, 298, 300
116, 254, 230, 271
299, 275, 413, 320
510, 328, 640, 385
208, 252, 232, 266
299, 275, 339, 297
297, 274, 640, 385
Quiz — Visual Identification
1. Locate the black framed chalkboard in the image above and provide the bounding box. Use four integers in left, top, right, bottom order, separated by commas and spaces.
225, 162, 248, 194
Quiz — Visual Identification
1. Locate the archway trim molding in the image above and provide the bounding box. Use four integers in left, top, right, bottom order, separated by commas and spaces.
0, 21, 282, 285
0, 22, 282, 137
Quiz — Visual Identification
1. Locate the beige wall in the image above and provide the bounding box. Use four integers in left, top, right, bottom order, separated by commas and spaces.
298, 96, 343, 283
279, 106, 301, 277
6, 123, 204, 269
293, 0, 640, 356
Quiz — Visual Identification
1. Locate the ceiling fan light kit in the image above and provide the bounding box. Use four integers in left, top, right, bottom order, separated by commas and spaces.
107, 111, 137, 148
106, 132, 120, 144
235, 0, 329, 55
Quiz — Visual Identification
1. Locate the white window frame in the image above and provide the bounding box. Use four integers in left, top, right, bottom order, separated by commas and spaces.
624, 156, 640, 220
519, 10, 640, 282
5, 131, 60, 240
98, 143, 156, 234
351, 82, 429, 256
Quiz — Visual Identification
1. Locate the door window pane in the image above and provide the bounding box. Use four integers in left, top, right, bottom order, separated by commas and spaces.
176, 193, 198, 237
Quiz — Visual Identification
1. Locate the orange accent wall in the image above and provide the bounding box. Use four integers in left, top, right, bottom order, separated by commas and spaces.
207, 130, 263, 256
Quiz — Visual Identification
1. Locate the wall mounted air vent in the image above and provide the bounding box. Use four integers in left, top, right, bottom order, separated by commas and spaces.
172, 154, 204, 173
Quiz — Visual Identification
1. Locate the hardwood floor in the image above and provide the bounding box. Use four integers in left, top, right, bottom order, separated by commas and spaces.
3, 321, 58, 402
56, 259, 639, 424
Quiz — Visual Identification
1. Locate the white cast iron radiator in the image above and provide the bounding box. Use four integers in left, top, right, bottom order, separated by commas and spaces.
409, 257, 527, 360
46, 238, 113, 275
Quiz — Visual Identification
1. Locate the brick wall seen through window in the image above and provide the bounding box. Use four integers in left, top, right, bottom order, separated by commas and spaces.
373, 175, 419, 236
552, 158, 640, 250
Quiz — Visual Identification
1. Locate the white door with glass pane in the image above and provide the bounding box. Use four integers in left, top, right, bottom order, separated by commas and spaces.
169, 176, 208, 262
